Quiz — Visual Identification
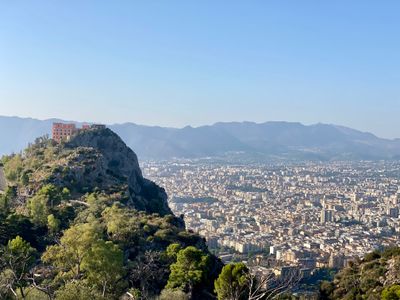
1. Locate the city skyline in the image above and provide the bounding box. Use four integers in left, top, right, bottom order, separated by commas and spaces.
143, 159, 400, 269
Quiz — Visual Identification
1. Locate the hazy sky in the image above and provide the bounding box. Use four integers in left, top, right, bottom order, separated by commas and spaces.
0, 1, 399, 138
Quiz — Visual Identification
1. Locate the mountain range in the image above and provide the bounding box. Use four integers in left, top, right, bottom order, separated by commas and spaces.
1, 116, 399, 161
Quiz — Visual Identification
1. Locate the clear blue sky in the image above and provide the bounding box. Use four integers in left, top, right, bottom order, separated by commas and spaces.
0, 1, 399, 138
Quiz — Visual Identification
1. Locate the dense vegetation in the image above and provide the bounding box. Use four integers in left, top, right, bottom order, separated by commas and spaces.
0, 132, 222, 299
320, 247, 400, 300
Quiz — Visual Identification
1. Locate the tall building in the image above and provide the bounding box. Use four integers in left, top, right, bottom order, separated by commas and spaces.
320, 209, 334, 224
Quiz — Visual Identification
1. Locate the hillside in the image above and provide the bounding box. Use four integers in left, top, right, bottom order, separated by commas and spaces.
0, 127, 222, 299
1, 116, 399, 160
320, 248, 400, 300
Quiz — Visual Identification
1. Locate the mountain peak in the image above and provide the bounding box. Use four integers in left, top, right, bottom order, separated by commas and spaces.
64, 128, 172, 215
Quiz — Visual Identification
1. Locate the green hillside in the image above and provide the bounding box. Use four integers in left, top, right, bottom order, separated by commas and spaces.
0, 128, 222, 299
320, 247, 400, 300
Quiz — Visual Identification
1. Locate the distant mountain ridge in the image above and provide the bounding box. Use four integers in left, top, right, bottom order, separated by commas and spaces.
1, 116, 399, 161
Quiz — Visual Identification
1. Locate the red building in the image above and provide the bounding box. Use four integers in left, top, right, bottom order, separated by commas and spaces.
52, 123, 77, 142
52, 123, 105, 142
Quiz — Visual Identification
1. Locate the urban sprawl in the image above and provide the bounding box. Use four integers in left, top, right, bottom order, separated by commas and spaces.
143, 160, 400, 281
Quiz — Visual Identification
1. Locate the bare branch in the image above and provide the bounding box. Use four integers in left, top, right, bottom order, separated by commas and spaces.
246, 266, 302, 300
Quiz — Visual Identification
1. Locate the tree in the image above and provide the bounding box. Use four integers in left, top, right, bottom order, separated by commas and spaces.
0, 214, 39, 248
246, 268, 301, 300
166, 246, 210, 296
214, 263, 249, 300
75, 193, 111, 221
61, 188, 70, 200
0, 186, 17, 212
47, 214, 60, 234
42, 222, 102, 280
319, 281, 334, 299
102, 204, 141, 243
38, 184, 61, 208
20, 171, 30, 186
55, 281, 104, 300
4, 154, 23, 183
382, 285, 400, 300
130, 251, 169, 298
0, 236, 37, 299
27, 194, 49, 225
81, 239, 124, 296
166, 243, 182, 261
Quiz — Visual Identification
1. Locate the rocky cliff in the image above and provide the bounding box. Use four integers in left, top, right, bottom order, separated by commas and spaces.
19, 127, 172, 216
60, 127, 171, 215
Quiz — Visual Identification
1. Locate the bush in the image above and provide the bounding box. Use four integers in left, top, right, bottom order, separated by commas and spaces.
382, 285, 400, 300
159, 289, 189, 300
363, 250, 381, 262
382, 247, 400, 260
55, 280, 105, 300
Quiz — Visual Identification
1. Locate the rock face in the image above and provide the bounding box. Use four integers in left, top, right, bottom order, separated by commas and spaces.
383, 257, 400, 286
66, 128, 143, 191
60, 127, 172, 215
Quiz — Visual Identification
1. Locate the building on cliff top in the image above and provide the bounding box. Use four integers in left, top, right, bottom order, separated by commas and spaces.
52, 122, 106, 142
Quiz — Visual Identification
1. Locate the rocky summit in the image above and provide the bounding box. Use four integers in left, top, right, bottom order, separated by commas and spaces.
52, 127, 172, 215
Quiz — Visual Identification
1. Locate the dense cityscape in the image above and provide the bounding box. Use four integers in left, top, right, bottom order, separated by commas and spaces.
143, 160, 400, 282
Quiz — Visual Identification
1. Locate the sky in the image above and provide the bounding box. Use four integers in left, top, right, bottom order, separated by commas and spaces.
0, 1, 399, 139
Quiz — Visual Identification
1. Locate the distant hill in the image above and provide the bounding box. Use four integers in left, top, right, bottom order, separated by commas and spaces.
0, 116, 399, 161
